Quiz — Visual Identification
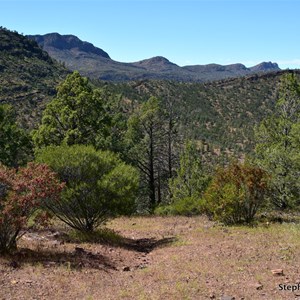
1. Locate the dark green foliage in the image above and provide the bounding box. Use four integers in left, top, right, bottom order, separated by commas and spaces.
32, 71, 127, 154
0, 104, 32, 167
32, 71, 110, 148
35, 144, 139, 232
255, 73, 300, 209
204, 162, 269, 225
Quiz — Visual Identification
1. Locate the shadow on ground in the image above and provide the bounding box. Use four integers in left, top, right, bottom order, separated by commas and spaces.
4, 247, 116, 271
3, 230, 177, 271
56, 229, 177, 253
121, 236, 177, 253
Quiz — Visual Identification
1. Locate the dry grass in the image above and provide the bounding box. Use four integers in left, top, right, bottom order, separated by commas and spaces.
1, 216, 300, 299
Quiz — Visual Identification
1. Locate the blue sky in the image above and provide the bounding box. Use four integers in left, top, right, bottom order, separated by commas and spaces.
1, 0, 300, 69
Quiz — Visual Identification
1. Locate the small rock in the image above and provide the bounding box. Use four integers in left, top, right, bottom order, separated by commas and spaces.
49, 231, 60, 238
123, 266, 130, 272
271, 269, 284, 276
137, 264, 147, 269
253, 283, 263, 290
209, 293, 216, 299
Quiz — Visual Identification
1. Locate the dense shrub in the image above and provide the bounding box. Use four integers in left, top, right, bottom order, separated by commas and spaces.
204, 162, 269, 225
0, 163, 63, 254
155, 196, 205, 216
35, 144, 139, 232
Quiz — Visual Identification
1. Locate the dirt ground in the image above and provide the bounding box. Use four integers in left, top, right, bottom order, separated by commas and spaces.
1, 216, 300, 300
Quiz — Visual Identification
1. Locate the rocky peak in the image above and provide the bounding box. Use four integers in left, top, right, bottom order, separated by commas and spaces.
27, 33, 110, 59
133, 56, 179, 72
250, 61, 280, 72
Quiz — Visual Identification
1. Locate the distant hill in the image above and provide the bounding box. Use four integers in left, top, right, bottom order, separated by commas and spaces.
96, 69, 300, 156
28, 33, 280, 82
0, 28, 68, 127
30, 33, 110, 58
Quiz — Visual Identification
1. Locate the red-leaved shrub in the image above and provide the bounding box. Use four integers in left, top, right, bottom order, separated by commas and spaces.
0, 162, 64, 253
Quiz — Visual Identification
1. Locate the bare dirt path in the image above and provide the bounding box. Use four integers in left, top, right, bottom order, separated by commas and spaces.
1, 216, 300, 300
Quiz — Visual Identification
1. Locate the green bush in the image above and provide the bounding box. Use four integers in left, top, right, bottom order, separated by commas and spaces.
35, 144, 139, 232
203, 162, 269, 225
155, 196, 205, 216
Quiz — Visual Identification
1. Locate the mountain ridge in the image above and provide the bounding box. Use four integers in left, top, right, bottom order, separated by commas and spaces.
28, 33, 281, 82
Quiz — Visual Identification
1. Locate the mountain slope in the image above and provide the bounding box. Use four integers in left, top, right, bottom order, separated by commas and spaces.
28, 33, 280, 82
29, 33, 110, 58
0, 28, 68, 127
96, 69, 300, 157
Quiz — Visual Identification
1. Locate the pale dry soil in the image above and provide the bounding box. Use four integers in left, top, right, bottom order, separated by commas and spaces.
1, 216, 300, 300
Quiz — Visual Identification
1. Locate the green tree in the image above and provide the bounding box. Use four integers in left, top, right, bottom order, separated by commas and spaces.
36, 144, 139, 232
126, 96, 166, 211
169, 140, 210, 203
255, 73, 300, 209
156, 140, 210, 216
0, 104, 32, 167
32, 71, 112, 150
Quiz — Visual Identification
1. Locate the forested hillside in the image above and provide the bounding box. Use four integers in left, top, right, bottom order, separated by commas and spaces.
0, 27, 68, 127
96, 70, 299, 156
